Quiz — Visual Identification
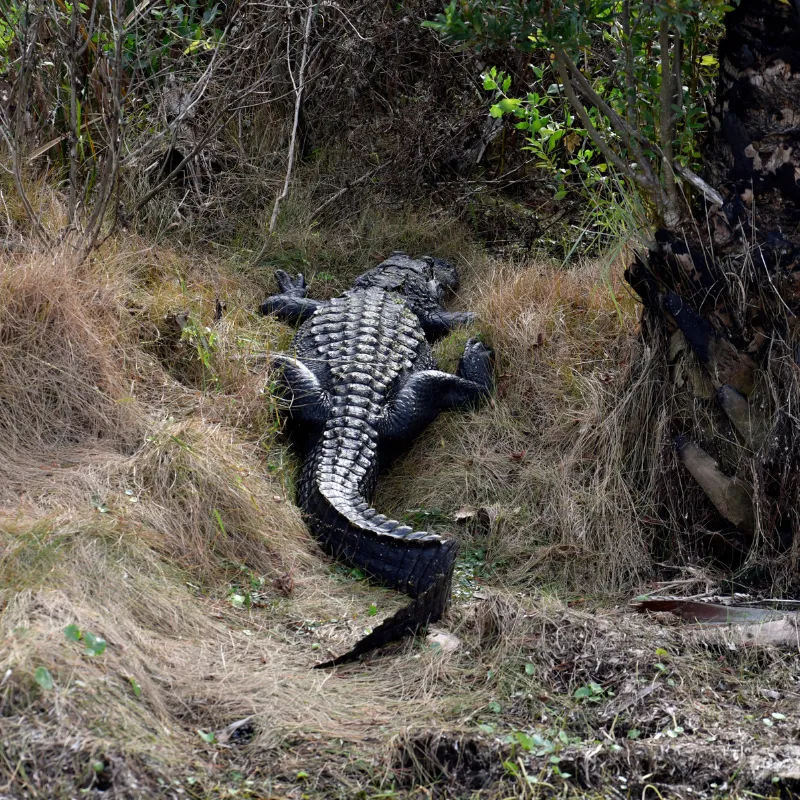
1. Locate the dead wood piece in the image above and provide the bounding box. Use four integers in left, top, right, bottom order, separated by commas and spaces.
599, 683, 658, 722
716, 384, 767, 449
674, 437, 755, 533
633, 598, 800, 647
633, 598, 783, 624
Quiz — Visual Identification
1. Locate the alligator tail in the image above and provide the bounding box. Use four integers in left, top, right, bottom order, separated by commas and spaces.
303, 483, 459, 667
313, 575, 454, 669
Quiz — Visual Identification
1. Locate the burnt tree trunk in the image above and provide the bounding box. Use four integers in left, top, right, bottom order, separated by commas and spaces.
625, 0, 800, 588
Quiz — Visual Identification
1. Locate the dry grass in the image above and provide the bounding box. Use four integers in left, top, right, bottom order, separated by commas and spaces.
0, 214, 797, 799
0, 250, 140, 488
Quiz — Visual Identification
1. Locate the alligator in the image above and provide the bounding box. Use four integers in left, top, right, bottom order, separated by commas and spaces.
261, 252, 493, 667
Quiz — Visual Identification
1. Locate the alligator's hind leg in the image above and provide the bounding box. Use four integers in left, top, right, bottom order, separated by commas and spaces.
261, 270, 326, 325
270, 353, 330, 425
378, 338, 493, 440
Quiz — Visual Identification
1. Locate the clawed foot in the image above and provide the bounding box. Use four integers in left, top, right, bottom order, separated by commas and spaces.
457, 338, 494, 391
275, 269, 308, 298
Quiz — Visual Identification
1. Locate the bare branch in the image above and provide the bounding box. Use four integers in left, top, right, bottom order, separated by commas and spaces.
561, 52, 662, 196
267, 1, 315, 234
552, 46, 655, 194
68, 0, 80, 228
659, 18, 679, 222
310, 161, 390, 220
673, 163, 724, 206
80, 0, 125, 256
7, 11, 51, 246
621, 1, 636, 135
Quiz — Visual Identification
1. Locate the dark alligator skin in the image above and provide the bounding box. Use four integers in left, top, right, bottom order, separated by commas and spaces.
261, 252, 493, 667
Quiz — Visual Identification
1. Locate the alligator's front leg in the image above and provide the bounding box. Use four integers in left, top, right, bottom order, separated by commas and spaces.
378, 338, 493, 440
261, 270, 326, 325
419, 311, 476, 341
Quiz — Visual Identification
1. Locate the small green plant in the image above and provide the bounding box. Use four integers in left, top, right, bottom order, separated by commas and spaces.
402, 507, 450, 529
573, 681, 608, 702
227, 565, 269, 610
197, 729, 216, 744
427, 0, 730, 228
64, 624, 107, 656
180, 312, 220, 389
34, 666, 54, 690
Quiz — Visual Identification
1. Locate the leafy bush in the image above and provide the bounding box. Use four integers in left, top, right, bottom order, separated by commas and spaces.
425, 0, 732, 227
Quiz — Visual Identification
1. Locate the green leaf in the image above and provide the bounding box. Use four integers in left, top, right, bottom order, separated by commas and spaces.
574, 686, 592, 699
35, 666, 54, 690
230, 593, 246, 608
489, 104, 504, 119
197, 729, 216, 744
513, 731, 534, 751
488, 700, 502, 713
655, 647, 669, 657
483, 75, 497, 90
368, 603, 378, 617
496, 97, 521, 114
627, 729, 641, 739
296, 770, 309, 780
83, 632, 107, 657
524, 663, 535, 675
700, 55, 718, 67
63, 624, 82, 642
202, 3, 220, 25
502, 760, 519, 776
129, 677, 142, 698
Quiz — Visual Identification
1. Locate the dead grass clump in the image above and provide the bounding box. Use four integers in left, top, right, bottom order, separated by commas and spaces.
378, 257, 661, 596
119, 239, 293, 433
0, 514, 219, 798
243, 176, 494, 297
124, 418, 308, 580
0, 250, 143, 497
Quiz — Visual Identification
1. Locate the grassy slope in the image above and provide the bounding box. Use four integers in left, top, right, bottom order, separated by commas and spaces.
1, 197, 798, 800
